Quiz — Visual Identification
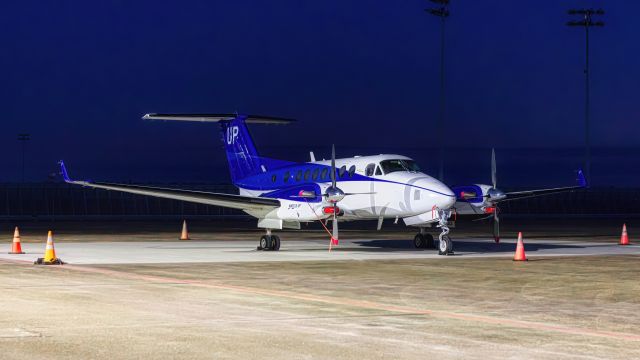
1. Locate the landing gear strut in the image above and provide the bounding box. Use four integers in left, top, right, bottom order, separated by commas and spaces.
437, 209, 454, 256
258, 230, 280, 251
413, 228, 435, 249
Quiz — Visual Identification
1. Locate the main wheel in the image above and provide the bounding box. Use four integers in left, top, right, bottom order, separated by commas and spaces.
259, 235, 271, 250
413, 234, 425, 249
438, 235, 453, 255
271, 235, 281, 251
424, 233, 435, 249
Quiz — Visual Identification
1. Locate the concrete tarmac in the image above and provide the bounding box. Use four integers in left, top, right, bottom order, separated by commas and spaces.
2, 237, 639, 265
1, 219, 639, 359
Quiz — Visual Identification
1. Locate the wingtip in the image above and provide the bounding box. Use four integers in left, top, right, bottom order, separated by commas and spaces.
58, 160, 71, 182
141, 113, 153, 120
576, 168, 588, 188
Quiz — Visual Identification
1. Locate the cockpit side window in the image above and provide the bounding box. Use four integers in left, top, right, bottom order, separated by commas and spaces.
379, 159, 421, 174
365, 163, 375, 177
375, 166, 382, 176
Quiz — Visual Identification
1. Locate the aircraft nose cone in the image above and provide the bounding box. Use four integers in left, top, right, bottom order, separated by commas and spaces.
437, 186, 456, 209
415, 177, 456, 210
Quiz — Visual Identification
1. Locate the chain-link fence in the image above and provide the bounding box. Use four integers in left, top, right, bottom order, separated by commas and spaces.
1, 183, 638, 220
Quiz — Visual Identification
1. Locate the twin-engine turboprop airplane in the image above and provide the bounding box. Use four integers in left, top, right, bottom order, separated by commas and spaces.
451, 149, 587, 243
60, 113, 459, 255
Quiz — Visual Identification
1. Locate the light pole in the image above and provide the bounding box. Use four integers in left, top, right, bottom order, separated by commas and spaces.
567, 8, 604, 183
17, 133, 30, 183
426, 0, 449, 182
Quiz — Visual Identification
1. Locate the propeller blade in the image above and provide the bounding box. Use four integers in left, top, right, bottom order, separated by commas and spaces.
493, 210, 500, 243
331, 144, 336, 188
332, 206, 339, 242
491, 148, 497, 189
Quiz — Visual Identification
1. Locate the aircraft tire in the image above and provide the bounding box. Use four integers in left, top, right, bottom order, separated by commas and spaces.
272, 235, 281, 251
424, 233, 435, 249
413, 234, 425, 249
438, 235, 453, 255
260, 235, 270, 251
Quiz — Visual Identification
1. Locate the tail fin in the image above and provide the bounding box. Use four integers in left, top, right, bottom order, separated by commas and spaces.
142, 113, 294, 183
220, 116, 264, 182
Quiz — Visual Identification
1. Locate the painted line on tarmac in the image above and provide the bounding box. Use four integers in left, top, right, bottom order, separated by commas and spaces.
9, 259, 635, 343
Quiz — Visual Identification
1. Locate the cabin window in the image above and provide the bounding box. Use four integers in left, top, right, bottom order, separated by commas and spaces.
375, 166, 382, 176
321, 168, 328, 180
304, 169, 311, 181
271, 174, 277, 183
284, 171, 290, 183
365, 163, 375, 177
339, 165, 347, 178
296, 170, 302, 181
348, 165, 356, 177
312, 168, 319, 181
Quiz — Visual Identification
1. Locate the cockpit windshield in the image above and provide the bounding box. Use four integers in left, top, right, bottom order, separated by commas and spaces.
379, 159, 421, 174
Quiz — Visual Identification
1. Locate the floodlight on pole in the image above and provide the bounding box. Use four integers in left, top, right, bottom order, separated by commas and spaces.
425, 0, 450, 182
566, 8, 604, 184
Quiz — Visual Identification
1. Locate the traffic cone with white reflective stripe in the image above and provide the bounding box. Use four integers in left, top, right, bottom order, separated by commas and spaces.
179, 220, 190, 240
35, 231, 64, 265
513, 232, 527, 261
9, 227, 25, 254
620, 224, 630, 245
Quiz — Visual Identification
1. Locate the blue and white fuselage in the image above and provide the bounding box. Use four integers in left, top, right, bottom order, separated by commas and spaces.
236, 154, 456, 225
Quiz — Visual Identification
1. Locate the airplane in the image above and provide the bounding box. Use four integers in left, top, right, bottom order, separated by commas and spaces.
60, 113, 460, 255
59, 114, 587, 255
450, 149, 587, 243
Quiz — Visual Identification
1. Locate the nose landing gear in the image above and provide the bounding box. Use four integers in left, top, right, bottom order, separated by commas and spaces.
437, 209, 454, 256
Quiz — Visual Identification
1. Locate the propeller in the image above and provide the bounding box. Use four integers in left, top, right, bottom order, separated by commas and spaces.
487, 148, 503, 243
295, 144, 374, 247
326, 144, 343, 244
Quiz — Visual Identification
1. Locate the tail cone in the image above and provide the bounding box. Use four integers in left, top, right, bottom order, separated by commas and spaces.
9, 226, 25, 254
180, 220, 190, 240
620, 224, 630, 245
34, 230, 64, 265
513, 232, 527, 261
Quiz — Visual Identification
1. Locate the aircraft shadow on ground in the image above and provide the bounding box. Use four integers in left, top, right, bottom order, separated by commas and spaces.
351, 240, 586, 253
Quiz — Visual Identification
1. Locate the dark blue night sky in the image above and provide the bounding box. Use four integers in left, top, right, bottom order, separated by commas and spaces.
1, 0, 637, 187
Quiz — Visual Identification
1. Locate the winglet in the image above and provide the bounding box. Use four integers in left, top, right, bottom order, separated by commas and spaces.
59, 160, 72, 183
576, 169, 587, 188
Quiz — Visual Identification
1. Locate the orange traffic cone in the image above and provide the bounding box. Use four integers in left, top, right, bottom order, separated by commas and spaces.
34, 231, 64, 265
179, 220, 190, 240
513, 232, 527, 261
620, 224, 630, 245
9, 226, 25, 254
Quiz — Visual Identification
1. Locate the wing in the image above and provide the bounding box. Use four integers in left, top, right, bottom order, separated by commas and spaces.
498, 169, 588, 202
58, 161, 280, 212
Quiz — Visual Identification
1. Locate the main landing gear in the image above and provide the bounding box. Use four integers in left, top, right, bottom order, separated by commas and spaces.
257, 230, 280, 251
413, 229, 435, 249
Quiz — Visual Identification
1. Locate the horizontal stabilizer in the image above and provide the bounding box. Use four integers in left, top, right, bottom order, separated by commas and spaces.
142, 113, 295, 124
